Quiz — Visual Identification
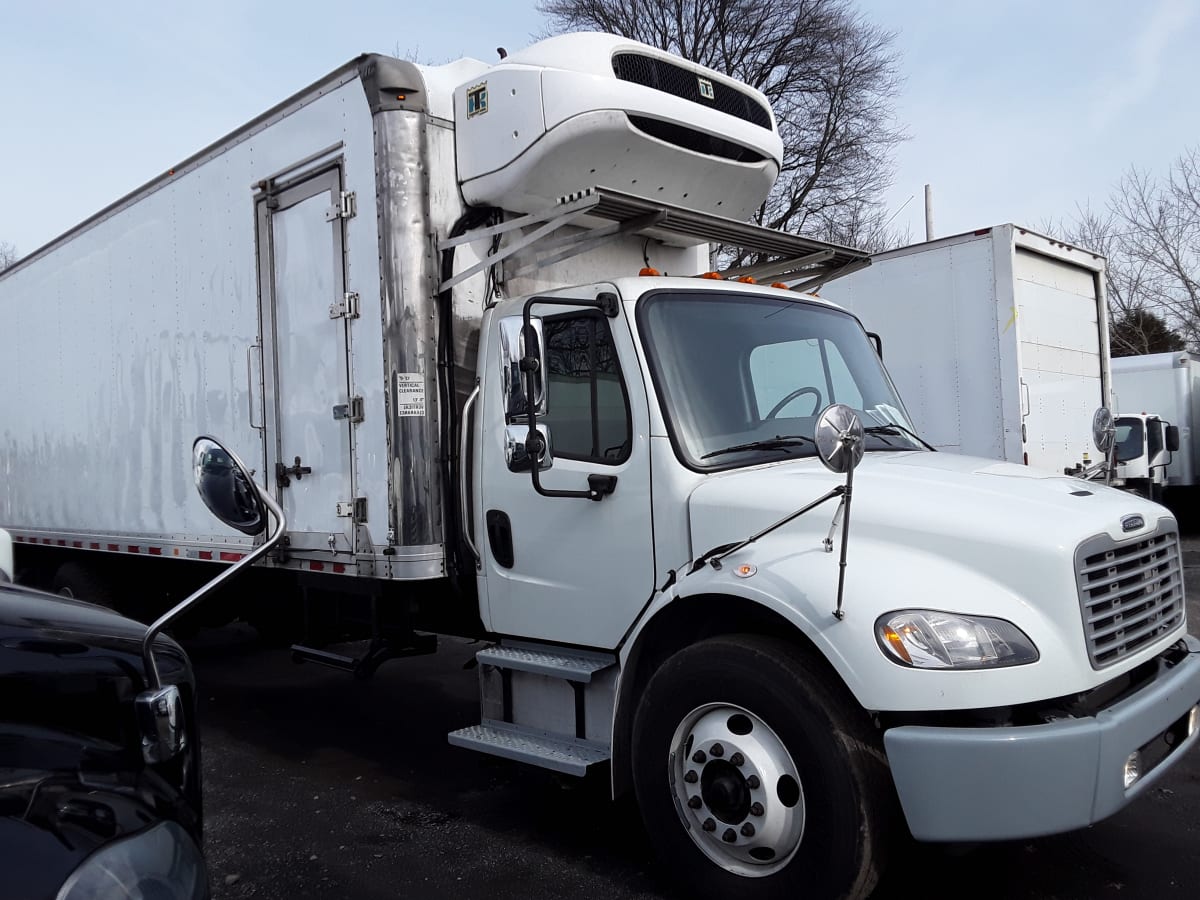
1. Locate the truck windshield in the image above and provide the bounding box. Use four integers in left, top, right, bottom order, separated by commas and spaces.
637, 291, 923, 469
1114, 418, 1145, 462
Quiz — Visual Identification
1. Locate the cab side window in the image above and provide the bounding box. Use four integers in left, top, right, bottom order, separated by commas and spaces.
543, 313, 631, 464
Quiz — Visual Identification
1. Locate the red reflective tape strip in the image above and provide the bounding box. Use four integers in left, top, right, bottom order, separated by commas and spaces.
72, 541, 83, 548
332, 563, 346, 574
57, 540, 66, 546
90, 543, 100, 550
198, 551, 213, 561
107, 544, 119, 552
309, 561, 325, 571
219, 551, 244, 562
149, 547, 162, 556
128, 546, 140, 554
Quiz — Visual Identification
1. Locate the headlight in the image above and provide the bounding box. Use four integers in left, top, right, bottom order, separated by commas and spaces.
57, 820, 208, 900
875, 610, 1039, 669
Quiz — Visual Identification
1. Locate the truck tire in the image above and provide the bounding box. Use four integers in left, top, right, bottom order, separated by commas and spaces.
51, 561, 116, 609
631, 634, 893, 900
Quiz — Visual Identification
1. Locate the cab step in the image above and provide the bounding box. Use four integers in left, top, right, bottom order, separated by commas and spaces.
448, 641, 620, 776
447, 722, 609, 776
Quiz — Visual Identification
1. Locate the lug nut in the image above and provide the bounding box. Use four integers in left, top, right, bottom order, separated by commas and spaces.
693, 750, 707, 764
746, 775, 761, 790
730, 752, 745, 767
750, 802, 764, 816
702, 818, 716, 832
741, 823, 756, 837
684, 770, 698, 784
711, 743, 724, 758
722, 828, 737, 843
688, 796, 703, 809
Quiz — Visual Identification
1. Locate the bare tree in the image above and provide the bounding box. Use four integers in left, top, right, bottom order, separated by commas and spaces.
537, 0, 908, 254
0, 241, 16, 272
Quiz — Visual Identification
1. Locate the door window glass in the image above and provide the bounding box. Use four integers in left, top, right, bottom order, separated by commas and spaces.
543, 314, 631, 464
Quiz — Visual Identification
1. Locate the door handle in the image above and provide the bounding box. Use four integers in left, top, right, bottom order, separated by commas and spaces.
246, 342, 264, 431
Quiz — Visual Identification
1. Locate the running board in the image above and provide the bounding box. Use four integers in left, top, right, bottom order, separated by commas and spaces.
448, 722, 610, 776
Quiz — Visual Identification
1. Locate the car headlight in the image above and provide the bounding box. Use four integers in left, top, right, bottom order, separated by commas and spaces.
57, 820, 208, 900
875, 610, 1039, 669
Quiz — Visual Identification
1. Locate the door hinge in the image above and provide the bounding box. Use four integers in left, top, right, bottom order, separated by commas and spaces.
333, 396, 365, 423
336, 498, 368, 522
329, 291, 360, 319
325, 191, 357, 221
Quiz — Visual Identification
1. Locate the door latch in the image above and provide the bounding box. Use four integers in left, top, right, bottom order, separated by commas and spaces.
336, 498, 368, 522
276, 456, 312, 488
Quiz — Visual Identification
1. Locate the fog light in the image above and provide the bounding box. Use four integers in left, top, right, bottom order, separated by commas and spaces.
1189, 705, 1199, 738
1123, 751, 1142, 789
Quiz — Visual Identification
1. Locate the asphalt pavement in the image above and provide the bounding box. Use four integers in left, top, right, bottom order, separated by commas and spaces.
191, 543, 1200, 900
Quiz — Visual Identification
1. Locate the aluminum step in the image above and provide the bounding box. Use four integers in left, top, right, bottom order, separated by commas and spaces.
448, 722, 610, 776
475, 645, 615, 682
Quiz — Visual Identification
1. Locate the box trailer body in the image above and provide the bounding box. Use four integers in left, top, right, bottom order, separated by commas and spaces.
1112, 351, 1200, 488
820, 226, 1111, 475
2, 33, 1198, 900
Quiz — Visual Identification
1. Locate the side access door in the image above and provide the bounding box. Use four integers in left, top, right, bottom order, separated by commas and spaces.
255, 166, 360, 554
472, 287, 656, 648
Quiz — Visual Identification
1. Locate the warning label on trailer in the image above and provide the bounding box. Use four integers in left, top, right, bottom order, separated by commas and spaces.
395, 373, 427, 417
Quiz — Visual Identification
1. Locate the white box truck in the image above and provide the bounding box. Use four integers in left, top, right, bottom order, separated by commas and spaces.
819, 226, 1111, 475
2, 33, 1199, 900
1112, 352, 1200, 501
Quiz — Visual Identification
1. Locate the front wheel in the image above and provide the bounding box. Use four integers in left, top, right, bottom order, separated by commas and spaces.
632, 635, 893, 900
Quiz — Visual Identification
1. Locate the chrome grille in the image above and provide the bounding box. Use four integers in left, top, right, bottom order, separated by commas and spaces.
611, 53, 773, 129
1075, 526, 1185, 669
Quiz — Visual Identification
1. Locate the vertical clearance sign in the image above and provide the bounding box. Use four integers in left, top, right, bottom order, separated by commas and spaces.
396, 373, 427, 417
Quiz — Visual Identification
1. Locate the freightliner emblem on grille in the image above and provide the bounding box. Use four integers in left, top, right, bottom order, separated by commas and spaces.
1121, 514, 1145, 532
697, 77, 715, 100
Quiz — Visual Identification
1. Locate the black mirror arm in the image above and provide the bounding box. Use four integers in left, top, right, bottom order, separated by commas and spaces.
520, 293, 621, 501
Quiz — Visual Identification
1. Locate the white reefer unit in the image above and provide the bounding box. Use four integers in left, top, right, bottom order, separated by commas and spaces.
1112, 351, 1200, 487
820, 225, 1110, 474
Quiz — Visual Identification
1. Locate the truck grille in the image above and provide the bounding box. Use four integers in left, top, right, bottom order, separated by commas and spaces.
1075, 526, 1185, 669
611, 53, 773, 130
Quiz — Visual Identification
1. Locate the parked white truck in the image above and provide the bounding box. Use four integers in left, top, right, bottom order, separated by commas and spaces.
2, 33, 1198, 900
820, 225, 1111, 475
1111, 352, 1200, 502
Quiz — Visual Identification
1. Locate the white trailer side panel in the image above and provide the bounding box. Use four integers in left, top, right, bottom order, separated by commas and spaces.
1011, 246, 1105, 474
819, 233, 1009, 458
0, 74, 390, 554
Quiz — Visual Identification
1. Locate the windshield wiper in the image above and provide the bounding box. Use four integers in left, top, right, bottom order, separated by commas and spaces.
863, 424, 937, 452
701, 435, 815, 460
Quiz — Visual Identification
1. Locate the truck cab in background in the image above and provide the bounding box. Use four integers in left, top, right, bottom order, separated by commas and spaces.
1112, 413, 1180, 501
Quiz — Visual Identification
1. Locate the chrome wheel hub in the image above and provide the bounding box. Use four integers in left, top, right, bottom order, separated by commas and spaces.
669, 703, 805, 877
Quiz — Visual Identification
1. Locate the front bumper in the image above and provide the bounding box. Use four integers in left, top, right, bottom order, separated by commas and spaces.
883, 634, 1200, 842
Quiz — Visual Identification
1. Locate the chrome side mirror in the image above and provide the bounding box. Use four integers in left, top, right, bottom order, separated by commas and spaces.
506, 424, 554, 472
135, 684, 186, 764
815, 404, 865, 473
193, 438, 267, 535
1092, 407, 1116, 455
499, 315, 546, 419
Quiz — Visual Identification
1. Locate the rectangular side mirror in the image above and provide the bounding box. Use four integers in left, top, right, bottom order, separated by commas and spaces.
500, 316, 546, 420
1166, 424, 1181, 453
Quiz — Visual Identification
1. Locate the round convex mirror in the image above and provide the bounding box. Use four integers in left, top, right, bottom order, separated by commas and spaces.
192, 436, 267, 536
815, 404, 865, 474
1092, 407, 1116, 454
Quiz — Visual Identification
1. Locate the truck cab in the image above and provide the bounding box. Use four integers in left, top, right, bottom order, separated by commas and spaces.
1113, 413, 1180, 501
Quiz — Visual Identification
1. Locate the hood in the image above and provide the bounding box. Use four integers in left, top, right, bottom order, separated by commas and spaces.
688, 451, 1168, 560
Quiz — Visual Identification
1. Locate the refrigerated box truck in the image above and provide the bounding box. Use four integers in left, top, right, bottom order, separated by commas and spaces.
1112, 351, 1200, 496
2, 33, 1199, 900
820, 225, 1111, 475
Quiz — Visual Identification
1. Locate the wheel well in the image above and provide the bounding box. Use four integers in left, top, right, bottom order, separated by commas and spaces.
611, 593, 843, 798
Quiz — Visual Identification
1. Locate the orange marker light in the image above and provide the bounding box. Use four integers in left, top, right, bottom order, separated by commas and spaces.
737, 276, 757, 284
639, 267, 660, 276
700, 271, 724, 280
771, 282, 791, 290
881, 626, 912, 663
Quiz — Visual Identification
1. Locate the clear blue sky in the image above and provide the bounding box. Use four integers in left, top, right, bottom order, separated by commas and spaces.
2, 0, 1198, 257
